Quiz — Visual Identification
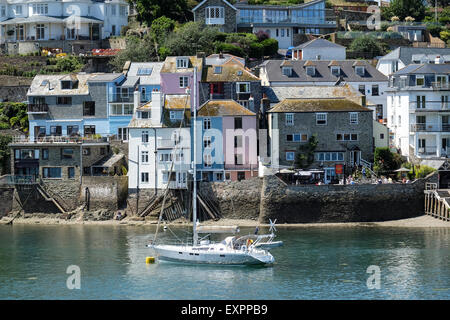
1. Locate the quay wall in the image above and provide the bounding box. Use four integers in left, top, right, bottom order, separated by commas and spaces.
200, 174, 436, 223
0, 186, 14, 217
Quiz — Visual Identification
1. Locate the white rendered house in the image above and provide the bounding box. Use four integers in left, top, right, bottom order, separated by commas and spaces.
387, 61, 450, 162
128, 90, 192, 191
0, 0, 129, 53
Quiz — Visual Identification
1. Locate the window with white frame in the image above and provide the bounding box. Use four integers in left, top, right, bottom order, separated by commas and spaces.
141, 151, 149, 163
282, 67, 293, 77
331, 66, 340, 76
236, 82, 250, 93
214, 66, 222, 74
120, 6, 127, 16
118, 128, 128, 141
142, 131, 149, 143
111, 5, 117, 16
159, 153, 173, 162
355, 66, 365, 76
0, 5, 5, 17
179, 76, 189, 88
141, 172, 149, 183
36, 24, 45, 40
176, 58, 189, 69
315, 152, 345, 161
203, 118, 211, 130
204, 154, 212, 167
203, 136, 211, 149
286, 152, 295, 161
316, 113, 327, 125
15, 5, 22, 15
205, 7, 224, 19
285, 113, 294, 126
32, 4, 48, 15
336, 133, 358, 141
306, 67, 315, 76
372, 85, 379, 96
349, 112, 358, 124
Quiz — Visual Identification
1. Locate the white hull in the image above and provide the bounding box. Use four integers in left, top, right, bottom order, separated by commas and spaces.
151, 244, 274, 265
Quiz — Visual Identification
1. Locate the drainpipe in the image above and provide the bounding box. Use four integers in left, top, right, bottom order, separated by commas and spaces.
80, 143, 83, 186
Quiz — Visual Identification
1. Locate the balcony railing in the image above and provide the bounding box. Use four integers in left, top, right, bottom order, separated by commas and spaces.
157, 139, 176, 149
417, 147, 437, 156
410, 123, 450, 132
108, 93, 134, 103
410, 101, 450, 111
431, 82, 450, 90
27, 104, 49, 113
10, 135, 108, 144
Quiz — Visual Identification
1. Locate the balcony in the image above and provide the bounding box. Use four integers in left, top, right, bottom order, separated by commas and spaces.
432, 82, 450, 91
27, 103, 49, 113
410, 101, 450, 112
410, 123, 450, 132
417, 146, 437, 156
157, 139, 176, 149
108, 93, 134, 103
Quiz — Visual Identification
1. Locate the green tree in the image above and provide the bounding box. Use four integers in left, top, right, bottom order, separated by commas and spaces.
373, 147, 402, 175
130, 0, 190, 25
109, 34, 158, 72
294, 135, 318, 169
382, 0, 426, 21
164, 22, 220, 56
150, 16, 176, 61
349, 36, 384, 58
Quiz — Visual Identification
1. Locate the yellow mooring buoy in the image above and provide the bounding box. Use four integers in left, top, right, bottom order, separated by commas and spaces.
146, 257, 155, 264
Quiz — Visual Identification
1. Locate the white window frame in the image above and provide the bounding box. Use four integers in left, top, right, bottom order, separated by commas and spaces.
142, 131, 149, 143
282, 67, 292, 77
331, 66, 340, 76
141, 151, 149, 163
205, 6, 224, 19
15, 5, 22, 15
176, 58, 189, 69
306, 66, 315, 76
204, 136, 212, 149
349, 112, 358, 124
179, 76, 189, 88
32, 4, 48, 15
238, 100, 249, 108
236, 82, 250, 93
203, 118, 211, 130
316, 113, 327, 125
285, 113, 294, 126
141, 172, 149, 183
170, 110, 183, 120
355, 66, 365, 76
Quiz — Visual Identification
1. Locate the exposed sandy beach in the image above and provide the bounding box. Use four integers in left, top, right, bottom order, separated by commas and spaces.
1, 214, 449, 228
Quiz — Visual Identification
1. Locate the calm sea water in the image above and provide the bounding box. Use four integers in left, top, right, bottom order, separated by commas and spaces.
0, 224, 449, 300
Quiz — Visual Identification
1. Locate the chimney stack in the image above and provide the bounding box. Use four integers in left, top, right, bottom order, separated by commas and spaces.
151, 89, 163, 126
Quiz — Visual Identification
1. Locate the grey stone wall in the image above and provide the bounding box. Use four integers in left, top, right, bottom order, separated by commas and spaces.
199, 178, 263, 219
0, 187, 14, 217
259, 175, 428, 223
271, 110, 373, 167
0, 86, 29, 102
80, 176, 128, 211
194, 0, 237, 33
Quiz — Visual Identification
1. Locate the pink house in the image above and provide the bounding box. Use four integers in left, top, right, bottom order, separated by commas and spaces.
160, 55, 204, 110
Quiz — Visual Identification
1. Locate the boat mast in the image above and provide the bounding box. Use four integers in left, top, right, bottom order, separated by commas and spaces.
193, 67, 198, 246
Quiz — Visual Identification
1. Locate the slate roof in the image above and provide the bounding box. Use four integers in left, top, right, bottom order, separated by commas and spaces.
206, 54, 245, 67
268, 98, 371, 113
262, 84, 364, 105
198, 100, 256, 117
393, 63, 450, 76
293, 38, 345, 50
379, 47, 450, 66
127, 62, 164, 85
262, 60, 388, 83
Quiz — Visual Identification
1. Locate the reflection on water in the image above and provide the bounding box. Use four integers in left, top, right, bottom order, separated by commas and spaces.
0, 225, 449, 299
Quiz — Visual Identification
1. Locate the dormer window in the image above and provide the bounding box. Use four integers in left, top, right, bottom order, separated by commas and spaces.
282, 67, 293, 77
355, 66, 365, 76
416, 76, 424, 86
61, 81, 72, 90
176, 58, 189, 69
306, 66, 315, 76
331, 66, 340, 76
214, 66, 222, 74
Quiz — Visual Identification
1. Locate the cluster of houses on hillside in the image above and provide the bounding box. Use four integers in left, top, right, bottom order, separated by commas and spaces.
7, 37, 450, 190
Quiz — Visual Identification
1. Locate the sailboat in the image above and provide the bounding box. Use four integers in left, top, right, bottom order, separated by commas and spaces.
147, 67, 281, 265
